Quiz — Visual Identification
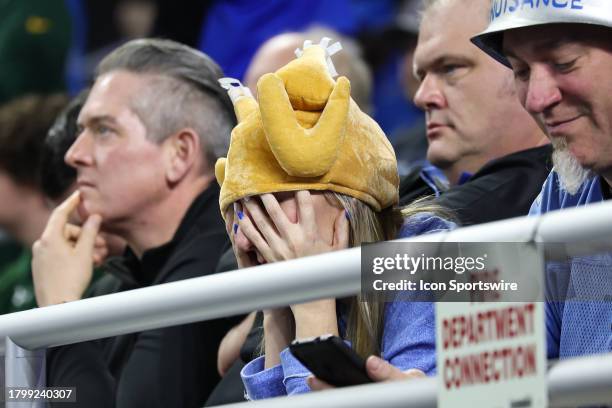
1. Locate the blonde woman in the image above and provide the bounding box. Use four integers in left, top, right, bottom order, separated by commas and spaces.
215, 39, 454, 399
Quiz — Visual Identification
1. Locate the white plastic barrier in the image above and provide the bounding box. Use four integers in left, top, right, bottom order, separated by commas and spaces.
1, 200, 612, 406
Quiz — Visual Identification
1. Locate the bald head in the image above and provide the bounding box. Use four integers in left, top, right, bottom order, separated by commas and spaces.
244, 30, 372, 112
244, 33, 304, 93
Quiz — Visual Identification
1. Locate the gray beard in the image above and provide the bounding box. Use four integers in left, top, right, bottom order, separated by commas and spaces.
551, 138, 594, 195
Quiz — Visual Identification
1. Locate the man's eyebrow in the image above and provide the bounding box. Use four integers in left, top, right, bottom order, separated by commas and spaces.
77, 115, 118, 127
504, 48, 519, 61
414, 54, 470, 79
504, 37, 572, 61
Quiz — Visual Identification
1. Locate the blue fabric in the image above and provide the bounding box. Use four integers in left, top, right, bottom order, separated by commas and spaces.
197, 0, 358, 80
348, 0, 396, 31
528, 172, 604, 214
418, 165, 449, 198
529, 171, 612, 359
240, 214, 455, 399
241, 357, 286, 400
63, 0, 87, 95
371, 53, 422, 136
457, 171, 473, 186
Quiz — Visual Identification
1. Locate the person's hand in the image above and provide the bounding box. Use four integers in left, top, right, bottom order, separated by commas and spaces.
364, 356, 426, 381
237, 191, 347, 338
307, 356, 426, 391
63, 224, 109, 266
225, 199, 298, 367
32, 191, 104, 307
225, 202, 258, 269
238, 191, 348, 262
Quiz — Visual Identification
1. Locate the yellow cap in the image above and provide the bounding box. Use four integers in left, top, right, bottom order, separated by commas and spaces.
215, 43, 399, 215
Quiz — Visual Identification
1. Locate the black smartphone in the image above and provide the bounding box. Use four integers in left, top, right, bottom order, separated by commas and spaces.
289, 334, 373, 387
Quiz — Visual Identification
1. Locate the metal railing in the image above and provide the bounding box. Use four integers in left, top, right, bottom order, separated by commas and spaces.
2, 200, 612, 406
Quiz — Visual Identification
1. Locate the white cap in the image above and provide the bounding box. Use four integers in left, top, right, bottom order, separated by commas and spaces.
471, 0, 612, 67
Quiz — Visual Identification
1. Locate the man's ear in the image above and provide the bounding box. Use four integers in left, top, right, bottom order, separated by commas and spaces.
164, 129, 201, 184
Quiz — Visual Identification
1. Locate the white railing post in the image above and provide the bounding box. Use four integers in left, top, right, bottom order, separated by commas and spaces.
548, 353, 612, 407
4, 337, 46, 407
2, 201, 612, 353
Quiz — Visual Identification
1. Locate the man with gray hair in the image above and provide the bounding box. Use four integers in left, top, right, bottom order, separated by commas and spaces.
32, 38, 239, 407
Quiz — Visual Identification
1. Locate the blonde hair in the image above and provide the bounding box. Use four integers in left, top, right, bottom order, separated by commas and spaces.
325, 192, 453, 358
256, 192, 453, 359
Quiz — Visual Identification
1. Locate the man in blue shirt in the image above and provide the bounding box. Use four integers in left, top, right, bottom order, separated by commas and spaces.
472, 0, 612, 359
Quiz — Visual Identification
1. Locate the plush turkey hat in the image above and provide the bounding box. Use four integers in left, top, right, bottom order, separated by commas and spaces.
215, 40, 399, 216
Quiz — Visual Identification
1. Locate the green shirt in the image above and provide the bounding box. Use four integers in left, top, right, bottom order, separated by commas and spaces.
0, 248, 36, 314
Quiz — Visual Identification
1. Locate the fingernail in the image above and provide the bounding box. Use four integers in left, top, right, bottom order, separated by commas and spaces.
345, 209, 351, 220
237, 211, 244, 220
368, 356, 382, 371
91, 214, 102, 226
233, 223, 238, 234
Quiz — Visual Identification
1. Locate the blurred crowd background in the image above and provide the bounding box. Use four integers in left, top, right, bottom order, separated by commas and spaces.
0, 0, 430, 314
0, 0, 426, 151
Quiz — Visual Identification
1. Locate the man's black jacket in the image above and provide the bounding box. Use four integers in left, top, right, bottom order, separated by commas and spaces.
400, 145, 553, 225
47, 184, 241, 408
